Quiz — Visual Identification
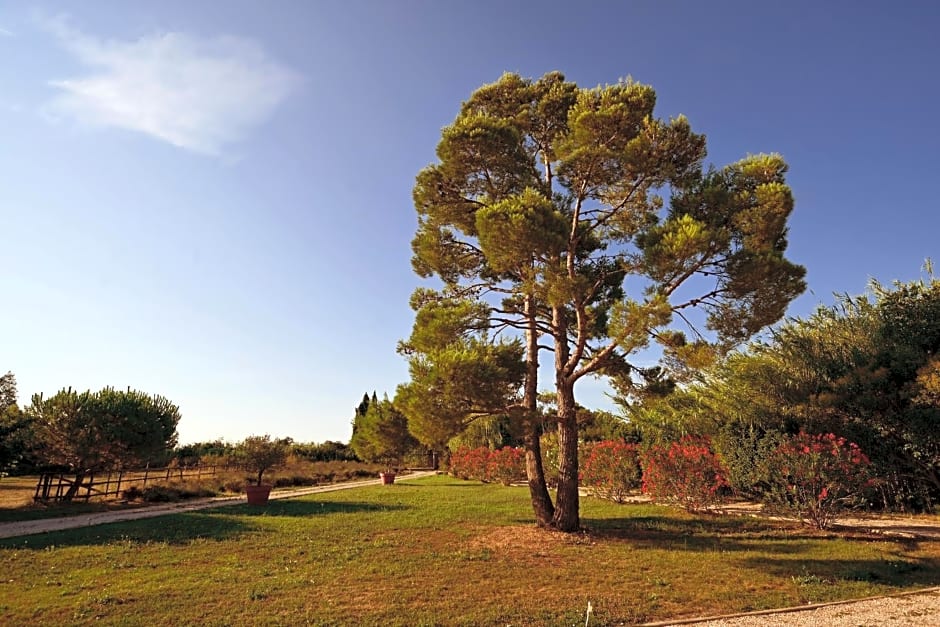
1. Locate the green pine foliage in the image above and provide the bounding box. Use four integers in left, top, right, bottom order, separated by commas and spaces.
350, 396, 419, 470
24, 386, 180, 500
402, 71, 804, 530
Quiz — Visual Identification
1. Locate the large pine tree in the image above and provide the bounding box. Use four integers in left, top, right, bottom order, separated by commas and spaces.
400, 72, 804, 531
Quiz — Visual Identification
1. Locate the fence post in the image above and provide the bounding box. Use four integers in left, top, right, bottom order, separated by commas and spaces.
116, 470, 123, 498
143, 464, 150, 487
84, 473, 94, 502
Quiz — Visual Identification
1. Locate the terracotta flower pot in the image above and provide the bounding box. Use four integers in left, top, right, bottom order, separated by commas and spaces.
245, 484, 272, 505
380, 472, 396, 485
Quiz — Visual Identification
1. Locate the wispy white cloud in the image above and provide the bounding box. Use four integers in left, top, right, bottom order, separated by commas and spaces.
0, 26, 14, 37
41, 15, 301, 156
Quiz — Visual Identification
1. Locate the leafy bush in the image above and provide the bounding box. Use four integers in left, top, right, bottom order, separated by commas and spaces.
580, 440, 642, 503
713, 422, 788, 499
487, 446, 526, 486
290, 440, 359, 462
121, 486, 143, 500
123, 483, 218, 502
449, 447, 491, 481
641, 436, 728, 512
449, 446, 524, 484
273, 474, 319, 488
763, 431, 871, 529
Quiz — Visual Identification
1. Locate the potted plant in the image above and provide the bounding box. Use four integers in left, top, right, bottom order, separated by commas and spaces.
380, 465, 397, 485
238, 435, 288, 505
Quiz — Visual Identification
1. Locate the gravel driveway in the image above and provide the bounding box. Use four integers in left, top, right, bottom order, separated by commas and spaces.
648, 587, 940, 626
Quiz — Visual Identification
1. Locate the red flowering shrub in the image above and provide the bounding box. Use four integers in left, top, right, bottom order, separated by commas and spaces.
449, 446, 524, 484
580, 440, 642, 503
449, 447, 491, 481
765, 431, 871, 529
487, 446, 526, 486
641, 436, 729, 512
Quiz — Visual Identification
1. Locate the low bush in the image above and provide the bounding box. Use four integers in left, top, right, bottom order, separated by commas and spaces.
273, 475, 319, 488
449, 446, 525, 484
449, 447, 491, 481
487, 446, 526, 486
763, 431, 872, 529
713, 422, 788, 499
641, 436, 729, 512
124, 483, 218, 503
580, 440, 642, 503
118, 461, 387, 502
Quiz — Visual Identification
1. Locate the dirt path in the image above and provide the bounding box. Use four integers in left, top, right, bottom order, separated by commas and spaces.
0, 470, 437, 540
596, 492, 940, 540
715, 501, 940, 540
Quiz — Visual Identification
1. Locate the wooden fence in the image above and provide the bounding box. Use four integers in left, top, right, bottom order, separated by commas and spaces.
33, 464, 240, 503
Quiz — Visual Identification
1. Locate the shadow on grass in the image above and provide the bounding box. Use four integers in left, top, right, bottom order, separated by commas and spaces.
742, 555, 940, 588
0, 500, 146, 524
0, 501, 410, 550
234, 499, 409, 518
404, 479, 486, 488
0, 511, 255, 550
578, 514, 900, 554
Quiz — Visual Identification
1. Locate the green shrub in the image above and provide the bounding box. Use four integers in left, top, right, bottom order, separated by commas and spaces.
487, 447, 526, 486
713, 422, 787, 499
641, 436, 729, 512
763, 431, 872, 529
580, 440, 642, 503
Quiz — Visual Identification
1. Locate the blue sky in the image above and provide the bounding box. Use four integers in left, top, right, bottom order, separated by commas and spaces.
2, 2, 938, 445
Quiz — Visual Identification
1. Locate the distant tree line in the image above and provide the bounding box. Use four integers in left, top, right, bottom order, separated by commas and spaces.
172, 438, 358, 467
0, 377, 359, 490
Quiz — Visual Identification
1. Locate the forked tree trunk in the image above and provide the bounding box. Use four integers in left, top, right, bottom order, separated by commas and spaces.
551, 379, 580, 532
523, 294, 555, 526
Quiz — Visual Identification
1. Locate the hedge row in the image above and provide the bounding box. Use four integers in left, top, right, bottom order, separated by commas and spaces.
451, 432, 872, 529
449, 446, 526, 486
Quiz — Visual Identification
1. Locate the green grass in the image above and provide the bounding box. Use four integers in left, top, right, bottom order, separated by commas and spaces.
2, 474, 939, 625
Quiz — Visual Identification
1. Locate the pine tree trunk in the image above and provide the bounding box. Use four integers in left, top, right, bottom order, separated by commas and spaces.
523, 294, 554, 526
550, 302, 579, 532
551, 379, 580, 532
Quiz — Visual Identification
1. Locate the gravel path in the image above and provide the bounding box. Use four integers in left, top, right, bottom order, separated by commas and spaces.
0, 470, 437, 539
648, 587, 940, 626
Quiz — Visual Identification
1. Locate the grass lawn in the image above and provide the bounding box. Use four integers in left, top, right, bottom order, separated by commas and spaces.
2, 474, 939, 626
